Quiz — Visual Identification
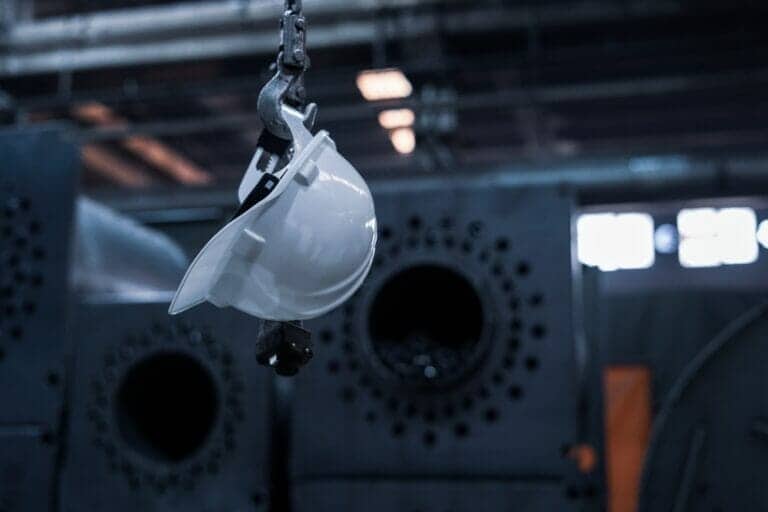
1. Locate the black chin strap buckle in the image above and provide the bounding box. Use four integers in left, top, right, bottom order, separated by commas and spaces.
256, 321, 313, 377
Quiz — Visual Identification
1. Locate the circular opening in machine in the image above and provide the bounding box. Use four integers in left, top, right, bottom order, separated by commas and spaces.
368, 264, 486, 387
115, 352, 219, 464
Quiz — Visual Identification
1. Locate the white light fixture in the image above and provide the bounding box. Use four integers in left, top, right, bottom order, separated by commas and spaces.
356, 69, 413, 101
677, 207, 758, 268
378, 108, 415, 129
389, 127, 416, 155
576, 212, 655, 271
757, 219, 768, 249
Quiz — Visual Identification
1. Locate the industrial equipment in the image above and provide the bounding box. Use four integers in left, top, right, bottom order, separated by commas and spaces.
61, 302, 272, 512
0, 127, 77, 512
293, 178, 596, 511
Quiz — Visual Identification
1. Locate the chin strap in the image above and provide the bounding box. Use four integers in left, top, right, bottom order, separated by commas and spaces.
255, 320, 313, 377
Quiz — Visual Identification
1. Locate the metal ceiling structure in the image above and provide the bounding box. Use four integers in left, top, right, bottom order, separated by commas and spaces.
1, 0, 768, 192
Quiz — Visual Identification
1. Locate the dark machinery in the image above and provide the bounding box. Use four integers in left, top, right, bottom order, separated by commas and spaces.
638, 302, 768, 512
61, 302, 272, 512
0, 127, 77, 512
293, 178, 597, 511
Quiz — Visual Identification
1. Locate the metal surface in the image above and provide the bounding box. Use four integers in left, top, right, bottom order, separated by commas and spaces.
638, 303, 768, 512
73, 197, 188, 301
61, 302, 272, 512
293, 181, 595, 510
0, 1, 686, 76
0, 126, 78, 512
293, 480, 587, 512
93, 153, 768, 213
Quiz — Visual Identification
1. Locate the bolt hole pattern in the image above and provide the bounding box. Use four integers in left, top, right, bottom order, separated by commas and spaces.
88, 323, 245, 493
0, 195, 44, 352
316, 215, 547, 444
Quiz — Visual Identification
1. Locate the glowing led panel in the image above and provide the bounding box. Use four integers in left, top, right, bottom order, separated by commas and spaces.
378, 109, 415, 129
577, 213, 655, 271
677, 207, 758, 267
389, 127, 416, 155
356, 69, 413, 101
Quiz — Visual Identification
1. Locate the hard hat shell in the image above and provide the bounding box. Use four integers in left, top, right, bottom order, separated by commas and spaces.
169, 106, 377, 320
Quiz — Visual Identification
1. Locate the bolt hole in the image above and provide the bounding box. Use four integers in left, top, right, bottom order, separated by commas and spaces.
508, 385, 523, 400
531, 324, 547, 339
46, 371, 60, 387
467, 221, 483, 238
565, 486, 580, 500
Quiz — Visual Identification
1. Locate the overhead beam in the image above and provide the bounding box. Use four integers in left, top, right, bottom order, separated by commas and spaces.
0, 0, 689, 76
1, 0, 429, 48
81, 144, 154, 188
73, 102, 213, 186
71, 69, 768, 142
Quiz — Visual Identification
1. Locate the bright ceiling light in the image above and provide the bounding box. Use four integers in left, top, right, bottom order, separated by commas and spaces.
389, 127, 416, 155
717, 208, 758, 265
356, 69, 413, 101
757, 220, 768, 249
677, 207, 717, 239
677, 207, 758, 267
613, 213, 655, 270
378, 109, 415, 129
679, 238, 720, 268
576, 212, 655, 271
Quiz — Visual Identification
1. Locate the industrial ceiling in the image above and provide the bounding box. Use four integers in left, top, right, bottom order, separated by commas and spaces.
1, 0, 767, 192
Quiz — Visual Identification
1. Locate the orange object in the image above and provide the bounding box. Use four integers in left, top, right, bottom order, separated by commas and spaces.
604, 366, 652, 512
568, 443, 598, 474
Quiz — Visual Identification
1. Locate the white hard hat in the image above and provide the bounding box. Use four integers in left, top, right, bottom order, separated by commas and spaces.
169, 106, 377, 320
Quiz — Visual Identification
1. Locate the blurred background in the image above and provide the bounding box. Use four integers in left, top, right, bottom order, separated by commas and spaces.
1, 0, 767, 511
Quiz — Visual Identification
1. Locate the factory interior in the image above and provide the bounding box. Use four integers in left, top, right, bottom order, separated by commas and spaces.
1, 0, 767, 510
